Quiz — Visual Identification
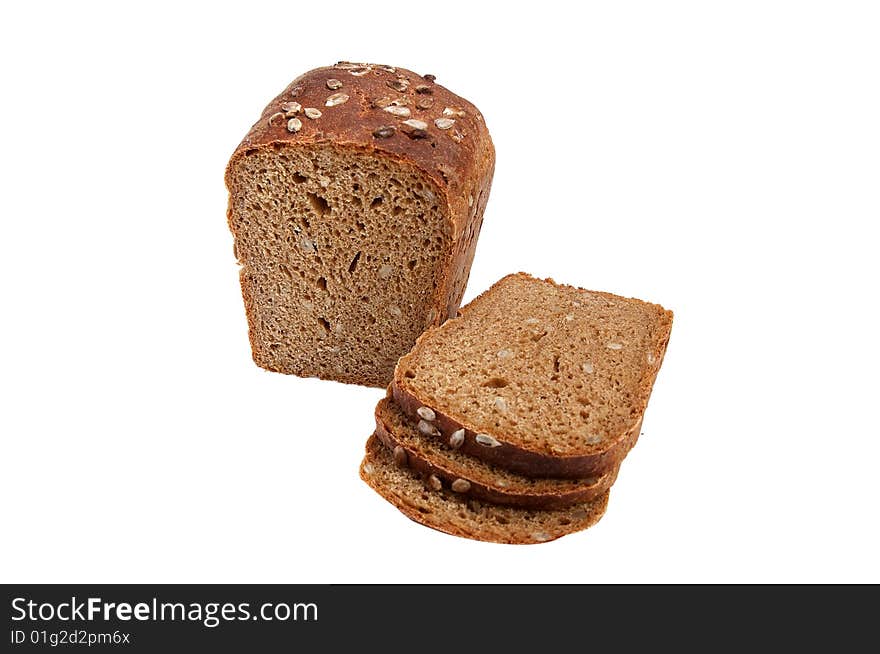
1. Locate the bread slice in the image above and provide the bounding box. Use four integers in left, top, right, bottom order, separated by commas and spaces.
375, 397, 632, 509
360, 435, 609, 544
226, 63, 494, 387
392, 273, 672, 477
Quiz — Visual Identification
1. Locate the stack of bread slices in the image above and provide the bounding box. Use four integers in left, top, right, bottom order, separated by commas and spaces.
360, 273, 673, 543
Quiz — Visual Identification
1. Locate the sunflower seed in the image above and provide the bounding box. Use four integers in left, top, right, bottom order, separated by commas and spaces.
348, 66, 371, 76
386, 78, 410, 92
451, 478, 471, 493
582, 361, 595, 374
532, 531, 552, 543
475, 433, 501, 448
416, 406, 436, 421
423, 73, 436, 82
372, 96, 393, 108
383, 105, 411, 117
427, 474, 442, 491
434, 117, 455, 130
268, 111, 286, 127
290, 85, 304, 97
406, 129, 428, 139
326, 78, 343, 90
372, 125, 396, 139
378, 65, 397, 73
647, 352, 657, 364
388, 305, 402, 318
415, 85, 433, 94
393, 446, 408, 467
280, 101, 302, 115
495, 479, 510, 488
286, 117, 303, 133
416, 97, 434, 110
493, 397, 508, 412
304, 107, 322, 119
418, 419, 440, 437
606, 342, 623, 350
378, 264, 393, 279
585, 434, 603, 444
443, 106, 466, 117
449, 429, 465, 449
402, 118, 428, 130
497, 349, 514, 360
525, 317, 540, 324
325, 92, 350, 107
298, 237, 316, 253
363, 463, 374, 475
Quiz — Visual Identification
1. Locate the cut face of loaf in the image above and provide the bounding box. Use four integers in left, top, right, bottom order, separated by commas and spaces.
226, 64, 495, 386
360, 434, 610, 544
393, 273, 673, 477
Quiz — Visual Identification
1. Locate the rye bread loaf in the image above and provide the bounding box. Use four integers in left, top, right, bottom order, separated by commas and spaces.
375, 397, 633, 509
360, 435, 610, 544
392, 273, 673, 477
226, 63, 495, 387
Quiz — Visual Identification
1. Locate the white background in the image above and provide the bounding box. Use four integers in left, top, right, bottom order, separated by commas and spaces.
1, 1, 878, 583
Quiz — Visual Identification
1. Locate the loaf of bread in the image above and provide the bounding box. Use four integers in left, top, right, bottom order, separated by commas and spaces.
360, 435, 610, 544
392, 273, 673, 477
226, 63, 495, 386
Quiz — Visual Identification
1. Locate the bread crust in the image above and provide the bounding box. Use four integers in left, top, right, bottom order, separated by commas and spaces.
225, 64, 495, 386
392, 273, 673, 477
375, 397, 637, 509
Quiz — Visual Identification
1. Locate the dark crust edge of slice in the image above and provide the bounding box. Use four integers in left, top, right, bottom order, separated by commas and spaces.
359, 435, 611, 544
376, 398, 637, 509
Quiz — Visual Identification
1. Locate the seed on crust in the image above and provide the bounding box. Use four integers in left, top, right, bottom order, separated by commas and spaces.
427, 474, 442, 491
448, 429, 465, 449
416, 97, 434, 110
289, 85, 304, 98
383, 105, 411, 117
423, 73, 436, 82
392, 446, 408, 468
405, 128, 428, 139
434, 117, 455, 130
268, 111, 286, 127
378, 65, 397, 73
475, 433, 502, 448
286, 117, 303, 133
280, 101, 302, 115
348, 66, 371, 76
414, 85, 433, 94
325, 92, 350, 107
418, 419, 440, 437
372, 96, 393, 108
451, 479, 471, 493
386, 78, 410, 92
372, 125, 396, 139
416, 406, 436, 421
325, 78, 343, 90
443, 106, 466, 117
304, 107, 322, 119
402, 118, 428, 131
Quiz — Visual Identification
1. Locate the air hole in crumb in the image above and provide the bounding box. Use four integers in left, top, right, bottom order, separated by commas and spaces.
418, 507, 431, 514
292, 172, 308, 183
482, 377, 509, 389
553, 355, 561, 373
580, 410, 590, 421
495, 515, 509, 525
315, 277, 327, 291
349, 251, 362, 273
404, 370, 416, 379
307, 192, 330, 216
371, 196, 384, 208
317, 317, 331, 334
408, 260, 417, 270
393, 205, 404, 216
558, 517, 571, 526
